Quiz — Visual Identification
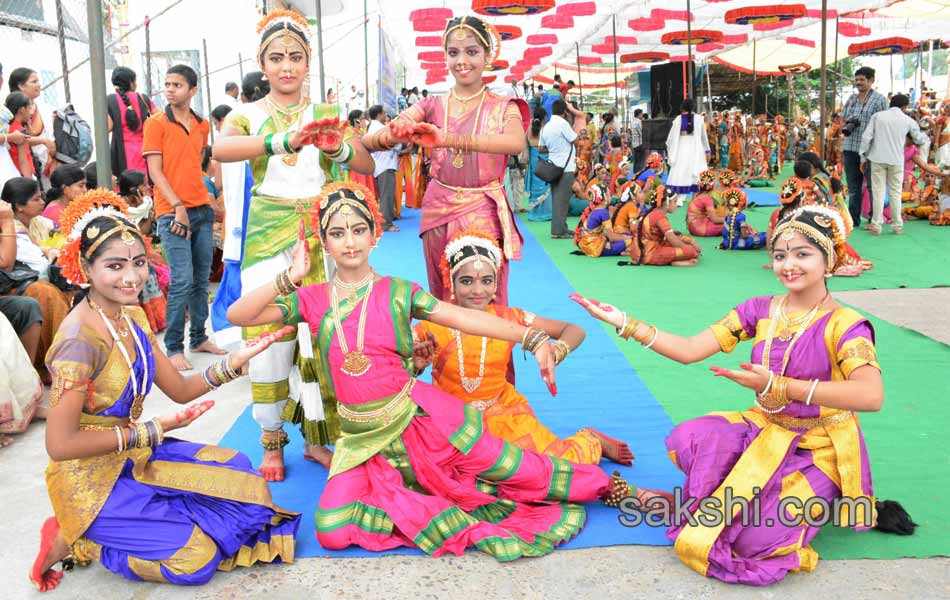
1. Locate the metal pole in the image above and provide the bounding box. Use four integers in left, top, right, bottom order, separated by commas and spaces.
788, 75, 792, 118
706, 60, 713, 114
833, 17, 840, 111
203, 38, 214, 142
315, 0, 326, 102
87, 0, 111, 187
686, 0, 694, 99
363, 0, 369, 105
145, 17, 152, 99
575, 42, 584, 111
238, 52, 244, 81
818, 0, 828, 160
54, 0, 70, 102
928, 39, 934, 85
612, 15, 619, 112
752, 40, 759, 119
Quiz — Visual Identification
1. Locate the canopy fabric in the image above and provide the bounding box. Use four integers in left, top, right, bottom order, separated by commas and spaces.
377, 0, 941, 90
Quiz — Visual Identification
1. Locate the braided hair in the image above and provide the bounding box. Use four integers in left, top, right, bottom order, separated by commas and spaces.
111, 67, 142, 132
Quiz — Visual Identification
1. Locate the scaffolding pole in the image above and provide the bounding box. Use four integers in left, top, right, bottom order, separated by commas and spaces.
87, 0, 111, 187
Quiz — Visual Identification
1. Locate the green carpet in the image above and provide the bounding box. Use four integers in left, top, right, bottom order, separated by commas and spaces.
523, 216, 950, 560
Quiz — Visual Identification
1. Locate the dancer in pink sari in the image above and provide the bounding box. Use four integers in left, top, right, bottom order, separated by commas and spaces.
573, 204, 915, 585
362, 15, 527, 304
228, 181, 663, 559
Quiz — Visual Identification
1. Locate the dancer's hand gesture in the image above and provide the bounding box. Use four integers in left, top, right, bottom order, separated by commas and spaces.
409, 122, 446, 149
388, 116, 416, 141
297, 117, 345, 152
230, 325, 296, 372
411, 331, 437, 372
288, 220, 311, 284
533, 342, 558, 397
157, 400, 215, 433
569, 293, 624, 329
709, 362, 772, 394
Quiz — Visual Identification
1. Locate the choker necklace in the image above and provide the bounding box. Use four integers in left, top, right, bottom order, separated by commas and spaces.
454, 330, 487, 394
762, 293, 828, 375
333, 269, 375, 305
331, 278, 374, 377
88, 297, 128, 337
451, 85, 486, 111
89, 297, 149, 420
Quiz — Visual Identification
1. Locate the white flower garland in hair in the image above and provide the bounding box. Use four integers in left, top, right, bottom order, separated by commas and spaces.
269, 16, 312, 44
444, 235, 502, 269
67, 206, 127, 241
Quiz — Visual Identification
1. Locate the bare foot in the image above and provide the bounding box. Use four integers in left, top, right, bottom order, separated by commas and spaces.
168, 353, 193, 371
259, 449, 285, 482
0, 435, 14, 448
585, 428, 634, 465
304, 444, 334, 468
192, 340, 226, 355
30, 517, 70, 592
634, 487, 676, 520
35, 406, 49, 420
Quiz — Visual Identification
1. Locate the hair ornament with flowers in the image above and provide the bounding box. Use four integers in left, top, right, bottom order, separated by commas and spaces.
780, 177, 805, 205
718, 169, 739, 187
439, 229, 502, 296
698, 169, 717, 190
58, 189, 149, 286
257, 9, 312, 65
723, 187, 747, 211
310, 180, 384, 241
257, 9, 311, 36
443, 15, 501, 64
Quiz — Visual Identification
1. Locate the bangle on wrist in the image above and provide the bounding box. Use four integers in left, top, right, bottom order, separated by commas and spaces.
805, 379, 819, 406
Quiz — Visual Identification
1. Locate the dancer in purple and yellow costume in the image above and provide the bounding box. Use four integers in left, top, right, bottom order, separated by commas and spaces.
573, 204, 915, 586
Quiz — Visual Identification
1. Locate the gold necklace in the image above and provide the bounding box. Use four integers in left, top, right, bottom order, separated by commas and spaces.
264, 95, 309, 166
450, 85, 486, 111
454, 330, 487, 394
87, 297, 128, 338
88, 297, 148, 420
444, 88, 487, 169
775, 292, 829, 342
762, 294, 827, 375
333, 269, 375, 306
330, 279, 374, 377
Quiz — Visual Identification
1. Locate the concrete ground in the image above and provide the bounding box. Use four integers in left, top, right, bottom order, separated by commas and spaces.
3, 288, 949, 599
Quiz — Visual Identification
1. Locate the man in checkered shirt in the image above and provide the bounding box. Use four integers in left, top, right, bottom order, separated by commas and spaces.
842, 66, 888, 227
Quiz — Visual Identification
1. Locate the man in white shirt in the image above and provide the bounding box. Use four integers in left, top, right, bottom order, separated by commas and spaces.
223, 82, 239, 107
859, 93, 929, 234
367, 105, 399, 232
539, 99, 577, 238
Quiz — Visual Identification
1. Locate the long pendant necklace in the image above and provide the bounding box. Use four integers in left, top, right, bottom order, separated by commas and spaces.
331, 278, 374, 377
454, 330, 487, 394
445, 86, 487, 169
264, 94, 309, 167
775, 298, 815, 342
89, 298, 149, 420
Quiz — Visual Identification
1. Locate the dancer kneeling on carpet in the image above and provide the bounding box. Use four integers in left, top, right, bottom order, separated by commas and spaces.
623, 184, 700, 266
31, 190, 300, 592
686, 169, 725, 237
574, 181, 629, 258
720, 188, 767, 250
572, 203, 916, 586
412, 229, 633, 466
227, 181, 663, 559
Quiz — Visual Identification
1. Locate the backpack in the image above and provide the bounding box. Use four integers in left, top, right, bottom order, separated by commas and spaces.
52, 104, 93, 165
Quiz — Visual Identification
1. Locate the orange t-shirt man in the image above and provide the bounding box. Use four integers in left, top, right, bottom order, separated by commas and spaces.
142, 105, 210, 217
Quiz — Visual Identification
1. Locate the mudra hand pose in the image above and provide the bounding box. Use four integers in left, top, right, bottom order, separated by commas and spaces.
361, 15, 528, 305
572, 204, 915, 586
31, 190, 300, 592
412, 229, 633, 465
212, 9, 376, 480
227, 181, 648, 559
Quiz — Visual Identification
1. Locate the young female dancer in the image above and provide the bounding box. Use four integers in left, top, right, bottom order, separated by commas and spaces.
212, 10, 375, 478
30, 190, 299, 591
227, 181, 651, 559
686, 169, 725, 237
363, 15, 528, 304
412, 230, 633, 465
572, 204, 915, 585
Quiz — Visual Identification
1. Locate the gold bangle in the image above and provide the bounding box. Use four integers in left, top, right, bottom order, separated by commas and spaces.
552, 339, 571, 365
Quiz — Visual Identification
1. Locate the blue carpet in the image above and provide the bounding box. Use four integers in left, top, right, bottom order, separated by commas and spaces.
745, 188, 780, 206
220, 207, 682, 557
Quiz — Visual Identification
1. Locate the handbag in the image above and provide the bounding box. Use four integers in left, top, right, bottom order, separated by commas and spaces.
534, 139, 575, 184
0, 260, 40, 295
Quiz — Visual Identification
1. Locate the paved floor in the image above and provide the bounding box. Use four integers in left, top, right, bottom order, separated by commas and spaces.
3, 288, 949, 599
